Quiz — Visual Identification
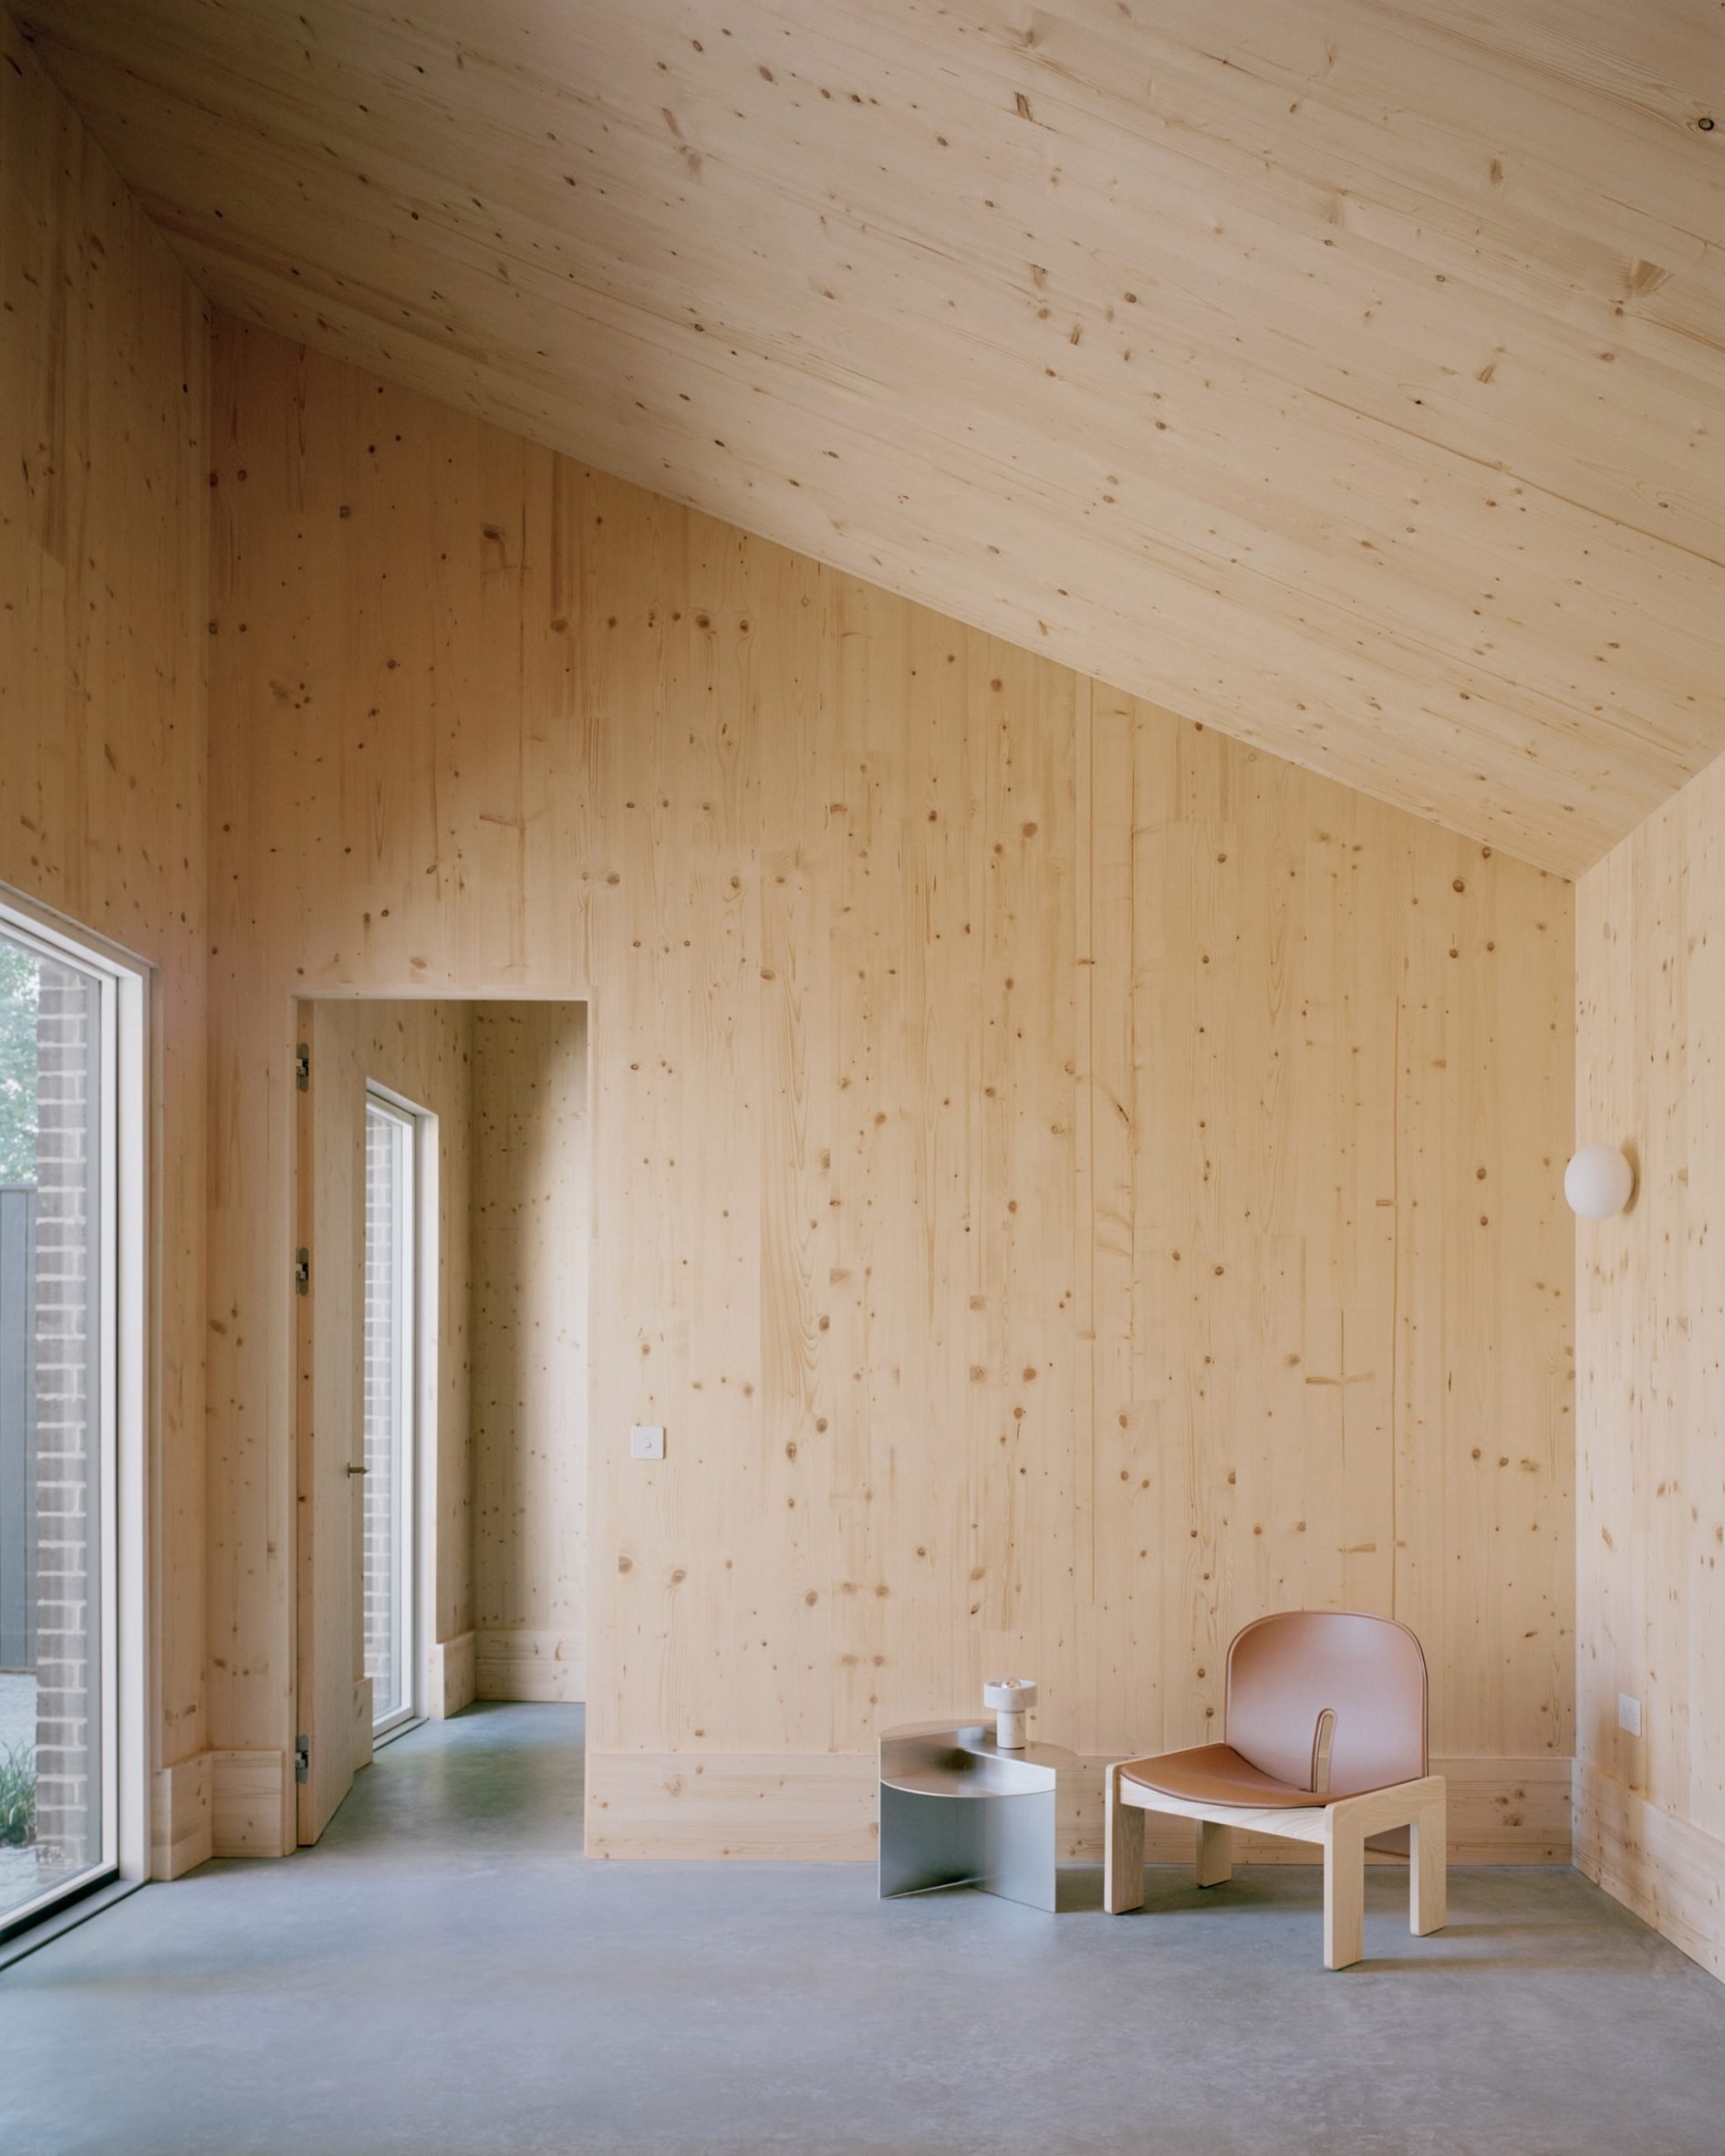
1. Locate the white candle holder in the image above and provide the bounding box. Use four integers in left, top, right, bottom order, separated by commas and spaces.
982, 1677, 1037, 1750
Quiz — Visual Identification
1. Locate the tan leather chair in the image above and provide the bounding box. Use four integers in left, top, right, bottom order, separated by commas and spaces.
1104, 1611, 1446, 1969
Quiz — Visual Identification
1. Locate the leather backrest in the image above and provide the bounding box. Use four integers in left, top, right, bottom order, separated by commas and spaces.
1225, 1611, 1428, 1796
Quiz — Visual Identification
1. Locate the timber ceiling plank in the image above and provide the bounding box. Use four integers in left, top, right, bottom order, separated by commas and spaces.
22, 0, 1725, 873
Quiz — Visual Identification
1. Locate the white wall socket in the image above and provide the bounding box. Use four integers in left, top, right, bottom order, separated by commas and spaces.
1617, 1691, 1642, 1737
630, 1425, 665, 1461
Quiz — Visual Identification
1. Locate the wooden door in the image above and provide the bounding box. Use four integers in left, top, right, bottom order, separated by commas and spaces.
295, 1002, 367, 1843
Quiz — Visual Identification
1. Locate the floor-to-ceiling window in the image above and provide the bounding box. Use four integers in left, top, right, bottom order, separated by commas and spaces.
364, 1092, 417, 1737
0, 906, 139, 1938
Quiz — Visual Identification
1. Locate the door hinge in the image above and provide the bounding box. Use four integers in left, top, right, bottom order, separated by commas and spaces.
296, 1042, 310, 1092
295, 1246, 310, 1297
295, 1735, 309, 1785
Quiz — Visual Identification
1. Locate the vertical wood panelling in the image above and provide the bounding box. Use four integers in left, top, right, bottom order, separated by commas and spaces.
472, 1001, 588, 1701
1576, 754, 1725, 1978
206, 318, 1574, 1854
0, 21, 209, 1864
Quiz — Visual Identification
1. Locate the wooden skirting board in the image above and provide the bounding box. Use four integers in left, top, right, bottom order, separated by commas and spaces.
154, 1750, 287, 1870
430, 1631, 478, 1720
151, 1754, 213, 1881
157, 1741, 1567, 1871
210, 1750, 289, 1858
1574, 1764, 1725, 1985
476, 1629, 586, 1705
351, 1677, 374, 1773
587, 1752, 1573, 1865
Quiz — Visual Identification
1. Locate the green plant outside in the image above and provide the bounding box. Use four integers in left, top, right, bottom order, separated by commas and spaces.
0, 938, 40, 1185
0, 1740, 36, 1847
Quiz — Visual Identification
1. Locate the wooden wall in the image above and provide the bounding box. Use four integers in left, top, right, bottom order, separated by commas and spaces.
0, 19, 211, 1876
1576, 757, 1725, 1978
473, 1003, 589, 1705
205, 314, 1575, 1859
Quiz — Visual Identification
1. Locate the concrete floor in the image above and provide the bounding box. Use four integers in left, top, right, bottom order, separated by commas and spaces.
2, 1705, 1723, 2155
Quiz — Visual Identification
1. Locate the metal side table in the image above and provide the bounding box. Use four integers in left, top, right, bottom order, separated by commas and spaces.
878, 1721, 1078, 1911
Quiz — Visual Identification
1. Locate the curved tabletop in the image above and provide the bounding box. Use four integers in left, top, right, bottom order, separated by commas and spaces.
878, 1721, 1075, 1798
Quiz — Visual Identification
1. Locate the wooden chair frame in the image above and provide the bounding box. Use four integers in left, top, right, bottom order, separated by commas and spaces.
1103, 1763, 1447, 1970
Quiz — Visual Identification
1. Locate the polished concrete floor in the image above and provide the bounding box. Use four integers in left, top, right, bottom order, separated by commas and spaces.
3, 1704, 1724, 2154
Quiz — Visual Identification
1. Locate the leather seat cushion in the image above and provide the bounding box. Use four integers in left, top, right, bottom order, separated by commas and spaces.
1119, 1742, 1330, 1809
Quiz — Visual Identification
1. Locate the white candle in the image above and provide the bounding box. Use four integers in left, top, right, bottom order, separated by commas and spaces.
982, 1678, 1037, 1749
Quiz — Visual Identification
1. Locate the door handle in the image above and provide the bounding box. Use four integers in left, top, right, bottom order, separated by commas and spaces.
346, 1464, 368, 1477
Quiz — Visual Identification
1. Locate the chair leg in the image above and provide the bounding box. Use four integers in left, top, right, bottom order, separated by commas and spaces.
1195, 1819, 1233, 1887
1410, 1787, 1447, 1936
1323, 1806, 1366, 1971
1103, 1766, 1145, 1913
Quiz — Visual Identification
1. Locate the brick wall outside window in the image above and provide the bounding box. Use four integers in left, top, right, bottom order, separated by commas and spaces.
32, 961, 100, 1869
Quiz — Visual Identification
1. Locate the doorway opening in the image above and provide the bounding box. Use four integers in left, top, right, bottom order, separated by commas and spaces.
293, 997, 588, 1847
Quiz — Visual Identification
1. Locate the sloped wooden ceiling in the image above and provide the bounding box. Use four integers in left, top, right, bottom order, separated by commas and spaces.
22, 0, 1725, 873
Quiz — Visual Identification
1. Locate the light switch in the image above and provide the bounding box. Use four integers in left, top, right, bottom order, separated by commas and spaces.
1617, 1692, 1642, 1737
630, 1424, 665, 1461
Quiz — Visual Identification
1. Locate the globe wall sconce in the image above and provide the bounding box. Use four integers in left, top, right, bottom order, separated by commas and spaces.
1564, 1145, 1635, 1220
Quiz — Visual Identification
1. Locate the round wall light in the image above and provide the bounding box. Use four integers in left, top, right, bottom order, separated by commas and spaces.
1564, 1145, 1635, 1220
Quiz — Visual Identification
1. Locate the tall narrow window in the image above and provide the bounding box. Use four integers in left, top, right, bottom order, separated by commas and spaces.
364, 1094, 416, 1736
0, 917, 120, 1936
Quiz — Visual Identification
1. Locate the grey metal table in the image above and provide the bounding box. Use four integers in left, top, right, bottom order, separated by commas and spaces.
878, 1721, 1078, 1911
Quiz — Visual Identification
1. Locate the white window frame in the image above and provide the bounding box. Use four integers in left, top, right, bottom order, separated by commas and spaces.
363, 1083, 428, 1741
0, 890, 147, 1943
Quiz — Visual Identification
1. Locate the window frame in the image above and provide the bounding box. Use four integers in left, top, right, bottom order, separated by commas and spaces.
0, 889, 148, 1945
363, 1083, 422, 1740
